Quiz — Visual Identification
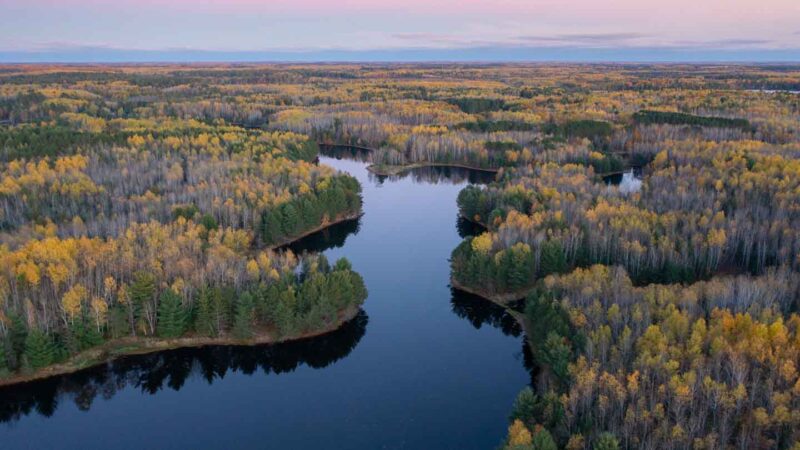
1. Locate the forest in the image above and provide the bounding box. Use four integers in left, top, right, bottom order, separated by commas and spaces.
1, 63, 800, 448
0, 66, 366, 382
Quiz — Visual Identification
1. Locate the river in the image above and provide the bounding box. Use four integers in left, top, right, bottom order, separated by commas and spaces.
0, 148, 532, 449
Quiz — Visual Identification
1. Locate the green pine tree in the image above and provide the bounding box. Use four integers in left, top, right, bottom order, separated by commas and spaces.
66, 315, 104, 353
593, 433, 620, 450
158, 289, 186, 338
130, 272, 157, 305
194, 287, 217, 337
539, 240, 567, 276
509, 245, 533, 291
108, 305, 129, 339
232, 293, 255, 339
539, 332, 572, 387
129, 271, 156, 334
530, 428, 557, 450
260, 209, 283, 245
0, 339, 8, 375
280, 203, 300, 236
8, 313, 28, 367
274, 288, 296, 337
509, 387, 536, 426
24, 329, 55, 370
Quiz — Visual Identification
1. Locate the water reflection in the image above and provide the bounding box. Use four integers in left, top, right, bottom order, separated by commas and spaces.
282, 217, 362, 254
319, 145, 496, 186
0, 143, 532, 449
0, 310, 368, 424
456, 215, 487, 239
372, 165, 497, 186
451, 288, 537, 385
450, 288, 522, 338
604, 167, 643, 194
319, 144, 373, 163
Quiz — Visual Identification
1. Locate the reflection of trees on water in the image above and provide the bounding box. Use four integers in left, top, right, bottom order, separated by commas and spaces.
319, 145, 496, 186
450, 288, 537, 384
319, 145, 373, 163
456, 216, 486, 239
0, 310, 368, 424
371, 165, 496, 186
283, 217, 361, 254
449, 288, 522, 338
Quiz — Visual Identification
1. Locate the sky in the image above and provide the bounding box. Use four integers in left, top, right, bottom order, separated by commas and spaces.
0, 0, 799, 62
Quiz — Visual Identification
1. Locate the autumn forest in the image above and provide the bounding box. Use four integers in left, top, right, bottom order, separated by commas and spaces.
1, 63, 800, 449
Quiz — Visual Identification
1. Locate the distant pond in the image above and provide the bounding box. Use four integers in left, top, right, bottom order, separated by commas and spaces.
604, 167, 643, 194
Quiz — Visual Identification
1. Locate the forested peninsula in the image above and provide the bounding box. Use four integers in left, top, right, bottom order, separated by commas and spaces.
0, 73, 366, 384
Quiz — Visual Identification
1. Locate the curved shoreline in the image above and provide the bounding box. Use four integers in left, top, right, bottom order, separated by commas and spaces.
269, 211, 363, 250
0, 166, 366, 387
0, 306, 362, 388
317, 142, 501, 177
318, 142, 376, 153
0, 156, 497, 388
449, 278, 535, 353
449, 277, 531, 307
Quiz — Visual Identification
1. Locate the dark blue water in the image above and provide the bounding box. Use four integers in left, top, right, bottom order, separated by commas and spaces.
0, 150, 531, 449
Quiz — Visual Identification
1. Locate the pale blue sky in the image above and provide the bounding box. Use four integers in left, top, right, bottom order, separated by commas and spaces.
1, 0, 798, 61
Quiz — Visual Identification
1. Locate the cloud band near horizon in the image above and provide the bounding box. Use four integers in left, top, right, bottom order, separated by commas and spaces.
0, 0, 798, 61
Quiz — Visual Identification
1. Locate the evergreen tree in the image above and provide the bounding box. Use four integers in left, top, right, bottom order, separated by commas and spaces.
281, 203, 300, 236
194, 287, 216, 337
158, 290, 186, 338
0, 339, 8, 374
255, 283, 281, 325
129, 271, 156, 334
199, 213, 218, 231
232, 293, 255, 339
65, 315, 103, 353
508, 245, 533, 291
333, 257, 352, 272
24, 329, 55, 370
539, 240, 567, 276
260, 210, 283, 244
108, 305, 129, 339
8, 313, 28, 364
130, 272, 157, 304
539, 332, 572, 387
217, 287, 235, 333
274, 288, 296, 336
509, 387, 536, 426
530, 428, 557, 450
593, 433, 620, 450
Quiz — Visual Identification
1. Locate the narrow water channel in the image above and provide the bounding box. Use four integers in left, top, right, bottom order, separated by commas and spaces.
0, 149, 532, 449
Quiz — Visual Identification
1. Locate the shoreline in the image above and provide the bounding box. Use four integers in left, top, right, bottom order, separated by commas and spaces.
449, 277, 532, 307
0, 306, 362, 388
316, 142, 502, 177
450, 278, 535, 354
458, 212, 489, 230
367, 162, 499, 177
318, 142, 376, 153
0, 184, 365, 387
269, 211, 363, 250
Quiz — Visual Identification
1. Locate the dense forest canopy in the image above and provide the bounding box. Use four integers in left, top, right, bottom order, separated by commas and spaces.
1, 63, 800, 448
0, 65, 367, 381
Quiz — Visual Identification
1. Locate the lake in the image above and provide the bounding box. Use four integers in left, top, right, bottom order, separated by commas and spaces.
0, 149, 532, 449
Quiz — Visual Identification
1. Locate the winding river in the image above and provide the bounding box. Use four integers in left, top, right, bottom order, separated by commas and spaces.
0, 149, 532, 449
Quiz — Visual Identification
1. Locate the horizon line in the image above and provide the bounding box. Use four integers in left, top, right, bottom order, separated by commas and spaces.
2, 46, 799, 64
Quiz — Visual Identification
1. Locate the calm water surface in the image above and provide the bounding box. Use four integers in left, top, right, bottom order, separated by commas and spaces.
0, 149, 531, 449
603, 167, 643, 194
